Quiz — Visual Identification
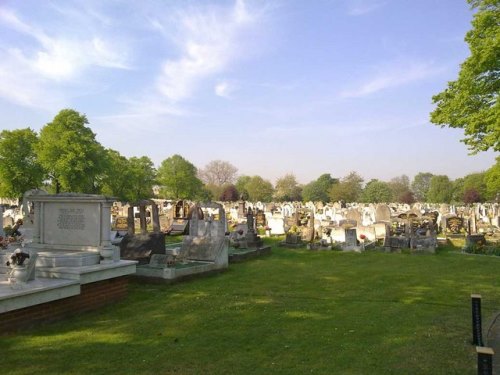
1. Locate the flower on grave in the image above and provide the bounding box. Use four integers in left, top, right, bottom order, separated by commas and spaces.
359, 234, 366, 240
265, 226, 271, 231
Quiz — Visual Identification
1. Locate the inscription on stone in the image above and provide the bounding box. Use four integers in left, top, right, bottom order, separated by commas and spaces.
57, 208, 86, 230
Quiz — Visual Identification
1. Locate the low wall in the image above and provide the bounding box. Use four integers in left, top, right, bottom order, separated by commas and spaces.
0, 276, 130, 334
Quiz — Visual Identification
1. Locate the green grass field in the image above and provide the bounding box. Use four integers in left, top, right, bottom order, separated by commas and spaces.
2, 239, 499, 374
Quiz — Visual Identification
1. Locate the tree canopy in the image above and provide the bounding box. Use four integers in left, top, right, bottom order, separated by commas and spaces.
274, 174, 302, 202
411, 172, 434, 202
238, 175, 274, 202
157, 154, 203, 199
0, 128, 44, 199
36, 109, 106, 193
302, 174, 338, 202
361, 179, 393, 203
430, 0, 500, 153
427, 175, 454, 203
329, 172, 363, 203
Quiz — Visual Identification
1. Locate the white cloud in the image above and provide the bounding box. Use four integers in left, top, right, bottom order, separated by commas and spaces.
347, 1, 387, 16
155, 0, 261, 102
215, 81, 236, 98
340, 61, 444, 98
0, 6, 130, 108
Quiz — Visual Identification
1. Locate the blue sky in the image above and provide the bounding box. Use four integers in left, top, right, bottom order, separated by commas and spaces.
0, 0, 497, 184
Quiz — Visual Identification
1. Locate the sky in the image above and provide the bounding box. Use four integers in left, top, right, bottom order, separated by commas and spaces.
0, 0, 497, 185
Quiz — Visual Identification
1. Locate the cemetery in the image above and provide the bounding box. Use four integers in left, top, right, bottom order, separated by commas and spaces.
0, 1, 498, 372
0, 191, 499, 374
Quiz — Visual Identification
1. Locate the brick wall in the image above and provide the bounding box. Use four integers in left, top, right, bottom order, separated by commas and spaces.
0, 276, 130, 334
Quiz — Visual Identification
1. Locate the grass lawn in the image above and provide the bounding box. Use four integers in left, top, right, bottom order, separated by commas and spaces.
2, 238, 500, 374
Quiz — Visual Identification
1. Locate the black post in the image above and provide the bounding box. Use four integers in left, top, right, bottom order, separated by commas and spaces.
472, 294, 483, 346
476, 346, 494, 375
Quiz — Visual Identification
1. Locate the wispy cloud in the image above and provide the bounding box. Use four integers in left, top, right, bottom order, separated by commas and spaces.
215, 80, 237, 98
347, 1, 387, 16
154, 0, 262, 102
0, 6, 131, 108
340, 61, 444, 98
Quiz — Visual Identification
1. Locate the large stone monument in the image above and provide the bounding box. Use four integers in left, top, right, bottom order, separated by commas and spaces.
26, 193, 117, 265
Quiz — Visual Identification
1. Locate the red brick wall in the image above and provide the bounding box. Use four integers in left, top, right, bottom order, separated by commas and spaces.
0, 276, 130, 334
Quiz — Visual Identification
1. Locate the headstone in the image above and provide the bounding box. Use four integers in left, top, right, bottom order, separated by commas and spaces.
375, 204, 391, 222
345, 228, 357, 248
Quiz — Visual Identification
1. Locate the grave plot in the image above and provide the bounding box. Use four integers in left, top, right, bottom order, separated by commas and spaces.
135, 202, 228, 282
0, 192, 136, 332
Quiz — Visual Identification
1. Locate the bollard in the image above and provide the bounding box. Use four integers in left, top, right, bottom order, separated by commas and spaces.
476, 346, 494, 375
472, 294, 483, 346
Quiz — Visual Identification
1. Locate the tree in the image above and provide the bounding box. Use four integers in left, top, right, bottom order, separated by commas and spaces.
302, 174, 338, 202
235, 175, 251, 200
361, 179, 392, 203
157, 154, 204, 199
484, 157, 500, 201
329, 171, 364, 203
219, 184, 239, 201
126, 156, 157, 202
274, 173, 302, 201
430, 0, 500, 153
427, 175, 454, 203
199, 160, 238, 200
36, 109, 106, 193
462, 172, 487, 201
243, 176, 274, 202
411, 172, 434, 202
101, 149, 131, 201
388, 175, 412, 203
463, 188, 482, 203
199, 160, 238, 185
0, 128, 44, 199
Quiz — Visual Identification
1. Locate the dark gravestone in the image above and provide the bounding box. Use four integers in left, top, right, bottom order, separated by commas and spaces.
119, 232, 166, 265
472, 294, 483, 346
446, 216, 464, 234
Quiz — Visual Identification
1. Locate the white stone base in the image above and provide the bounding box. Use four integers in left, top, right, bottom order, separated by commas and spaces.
0, 260, 137, 314
0, 278, 79, 313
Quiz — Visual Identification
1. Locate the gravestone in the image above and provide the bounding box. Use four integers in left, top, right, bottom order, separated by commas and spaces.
26, 193, 116, 265
375, 204, 391, 222
345, 228, 357, 248
445, 216, 464, 234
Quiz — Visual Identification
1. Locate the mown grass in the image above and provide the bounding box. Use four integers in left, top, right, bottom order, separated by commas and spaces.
2, 238, 500, 374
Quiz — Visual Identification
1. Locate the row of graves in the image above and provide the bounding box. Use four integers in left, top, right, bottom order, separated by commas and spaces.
218, 200, 500, 254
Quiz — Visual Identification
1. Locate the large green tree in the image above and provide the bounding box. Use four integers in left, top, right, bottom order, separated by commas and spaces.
388, 175, 412, 202
427, 175, 454, 203
411, 172, 434, 202
430, 0, 500, 153
238, 175, 274, 202
0, 128, 44, 199
484, 157, 500, 200
302, 174, 338, 202
235, 176, 251, 200
157, 154, 203, 199
329, 171, 364, 203
274, 173, 302, 201
36, 109, 106, 193
126, 156, 156, 202
361, 179, 393, 203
